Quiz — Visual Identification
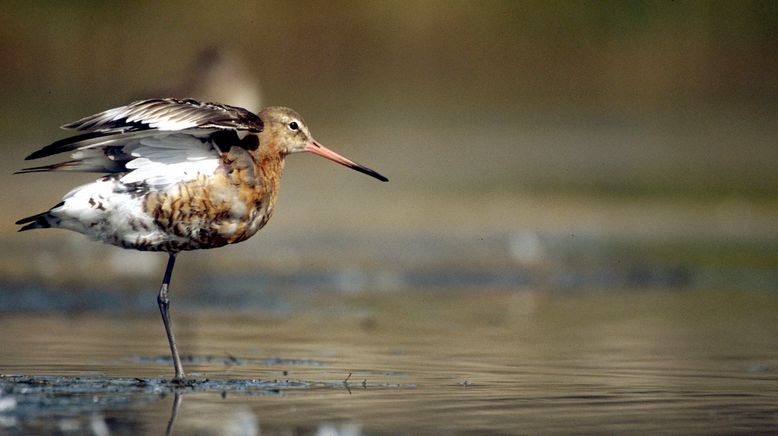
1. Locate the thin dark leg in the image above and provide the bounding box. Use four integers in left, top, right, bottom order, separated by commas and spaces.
158, 253, 186, 382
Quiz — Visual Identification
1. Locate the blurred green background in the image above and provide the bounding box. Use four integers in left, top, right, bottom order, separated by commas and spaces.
1, 1, 777, 301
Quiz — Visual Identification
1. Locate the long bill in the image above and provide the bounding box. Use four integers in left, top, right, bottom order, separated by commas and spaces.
305, 140, 388, 182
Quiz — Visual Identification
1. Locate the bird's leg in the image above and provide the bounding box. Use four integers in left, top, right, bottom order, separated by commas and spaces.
158, 253, 186, 383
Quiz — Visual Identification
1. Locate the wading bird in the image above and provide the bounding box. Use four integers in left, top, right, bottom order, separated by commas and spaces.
16, 98, 388, 382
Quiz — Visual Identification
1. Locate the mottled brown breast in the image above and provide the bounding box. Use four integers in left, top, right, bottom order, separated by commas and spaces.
142, 138, 283, 251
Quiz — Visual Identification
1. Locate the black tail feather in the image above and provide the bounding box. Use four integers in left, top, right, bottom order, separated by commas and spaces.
15, 202, 63, 231
15, 212, 51, 231
18, 221, 44, 232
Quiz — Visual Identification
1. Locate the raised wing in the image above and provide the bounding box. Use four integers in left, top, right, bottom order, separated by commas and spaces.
18, 129, 230, 188
23, 98, 263, 161
62, 98, 263, 134
116, 133, 222, 187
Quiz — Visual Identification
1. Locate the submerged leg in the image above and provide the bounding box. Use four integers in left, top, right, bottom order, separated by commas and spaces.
158, 253, 186, 382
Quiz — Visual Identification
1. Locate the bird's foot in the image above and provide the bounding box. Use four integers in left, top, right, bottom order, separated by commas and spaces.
169, 376, 191, 387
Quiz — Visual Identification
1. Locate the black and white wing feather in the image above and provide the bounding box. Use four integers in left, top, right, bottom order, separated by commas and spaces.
61, 98, 263, 134
18, 98, 262, 175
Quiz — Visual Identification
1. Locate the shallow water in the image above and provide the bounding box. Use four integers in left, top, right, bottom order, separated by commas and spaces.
1, 289, 778, 434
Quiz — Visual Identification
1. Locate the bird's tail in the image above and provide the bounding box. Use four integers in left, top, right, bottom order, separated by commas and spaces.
15, 203, 63, 232
15, 212, 53, 232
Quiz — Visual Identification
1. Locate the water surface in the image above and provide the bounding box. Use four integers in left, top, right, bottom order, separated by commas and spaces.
1, 289, 778, 434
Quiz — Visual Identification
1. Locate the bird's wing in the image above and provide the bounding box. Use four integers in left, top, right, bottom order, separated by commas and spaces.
23, 98, 263, 161
18, 99, 260, 185
61, 98, 263, 134
18, 130, 231, 189
115, 132, 223, 188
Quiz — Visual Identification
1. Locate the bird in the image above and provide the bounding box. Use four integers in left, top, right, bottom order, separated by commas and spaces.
15, 98, 388, 383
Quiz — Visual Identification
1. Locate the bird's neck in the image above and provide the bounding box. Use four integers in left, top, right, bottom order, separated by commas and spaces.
258, 153, 285, 182
256, 140, 286, 179
254, 144, 285, 206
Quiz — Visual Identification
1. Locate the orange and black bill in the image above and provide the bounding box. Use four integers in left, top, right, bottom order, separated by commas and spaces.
305, 140, 388, 182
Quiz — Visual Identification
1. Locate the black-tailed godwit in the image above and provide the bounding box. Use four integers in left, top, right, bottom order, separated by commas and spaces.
16, 98, 388, 382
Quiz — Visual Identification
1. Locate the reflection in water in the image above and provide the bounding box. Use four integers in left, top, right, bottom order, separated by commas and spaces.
165, 393, 182, 436
1, 290, 778, 433
165, 391, 266, 436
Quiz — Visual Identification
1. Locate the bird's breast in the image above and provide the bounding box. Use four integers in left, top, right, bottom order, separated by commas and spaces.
140, 154, 282, 251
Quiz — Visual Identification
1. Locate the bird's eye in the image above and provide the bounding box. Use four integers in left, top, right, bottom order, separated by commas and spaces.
288, 121, 299, 131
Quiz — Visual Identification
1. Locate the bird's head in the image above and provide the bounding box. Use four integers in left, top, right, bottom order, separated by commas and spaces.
258, 106, 388, 182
